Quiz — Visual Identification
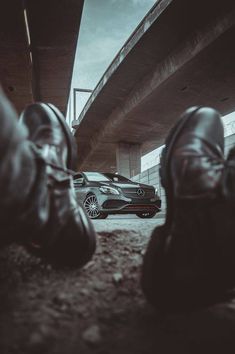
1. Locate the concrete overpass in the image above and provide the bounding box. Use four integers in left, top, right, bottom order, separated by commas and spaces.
0, 0, 84, 114
73, 0, 235, 177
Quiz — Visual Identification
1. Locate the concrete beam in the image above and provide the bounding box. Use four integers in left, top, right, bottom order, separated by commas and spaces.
0, 0, 84, 115
25, 0, 84, 114
0, 1, 33, 113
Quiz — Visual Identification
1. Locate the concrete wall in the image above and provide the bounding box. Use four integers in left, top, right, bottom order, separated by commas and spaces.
132, 134, 235, 213
225, 134, 235, 156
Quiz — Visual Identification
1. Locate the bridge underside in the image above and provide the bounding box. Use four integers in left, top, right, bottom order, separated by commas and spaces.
0, 0, 84, 114
74, 0, 235, 174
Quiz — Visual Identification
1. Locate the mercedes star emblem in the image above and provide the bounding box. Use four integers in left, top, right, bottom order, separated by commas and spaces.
136, 188, 145, 197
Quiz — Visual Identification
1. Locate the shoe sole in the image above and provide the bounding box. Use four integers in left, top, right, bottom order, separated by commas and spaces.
160, 106, 201, 225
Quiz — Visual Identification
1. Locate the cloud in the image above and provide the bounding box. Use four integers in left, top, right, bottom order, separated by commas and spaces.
110, 0, 156, 5
72, 0, 157, 89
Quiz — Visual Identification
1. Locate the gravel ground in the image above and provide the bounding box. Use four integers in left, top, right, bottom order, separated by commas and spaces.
1, 215, 235, 354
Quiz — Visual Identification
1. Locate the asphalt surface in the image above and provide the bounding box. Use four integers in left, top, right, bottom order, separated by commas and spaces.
93, 213, 165, 232
1, 214, 235, 354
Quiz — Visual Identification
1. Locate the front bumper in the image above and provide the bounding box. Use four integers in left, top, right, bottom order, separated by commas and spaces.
96, 193, 161, 214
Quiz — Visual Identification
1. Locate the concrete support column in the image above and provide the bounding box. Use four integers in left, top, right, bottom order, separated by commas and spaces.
116, 143, 141, 178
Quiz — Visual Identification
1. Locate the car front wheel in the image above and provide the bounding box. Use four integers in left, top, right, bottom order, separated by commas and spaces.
84, 194, 103, 219
136, 211, 157, 219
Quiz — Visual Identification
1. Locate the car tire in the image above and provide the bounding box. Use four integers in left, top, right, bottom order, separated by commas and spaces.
136, 211, 157, 219
83, 194, 102, 219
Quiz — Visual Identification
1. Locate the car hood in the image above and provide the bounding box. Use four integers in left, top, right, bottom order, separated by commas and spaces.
100, 181, 154, 190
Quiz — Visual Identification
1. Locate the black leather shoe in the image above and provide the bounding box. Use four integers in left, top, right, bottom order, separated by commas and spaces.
142, 107, 229, 311
20, 103, 96, 267
20, 103, 77, 170
160, 106, 224, 226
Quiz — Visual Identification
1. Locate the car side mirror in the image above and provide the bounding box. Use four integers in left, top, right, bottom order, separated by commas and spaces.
74, 177, 85, 187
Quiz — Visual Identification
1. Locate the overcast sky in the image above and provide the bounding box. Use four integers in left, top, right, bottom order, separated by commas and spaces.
68, 0, 157, 121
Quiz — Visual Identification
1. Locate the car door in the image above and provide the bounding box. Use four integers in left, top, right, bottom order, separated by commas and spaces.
73, 173, 88, 203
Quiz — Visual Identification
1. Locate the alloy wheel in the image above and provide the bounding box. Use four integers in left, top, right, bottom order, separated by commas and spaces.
84, 194, 101, 219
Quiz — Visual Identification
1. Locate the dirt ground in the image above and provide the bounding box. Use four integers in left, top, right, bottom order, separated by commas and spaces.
1, 216, 235, 354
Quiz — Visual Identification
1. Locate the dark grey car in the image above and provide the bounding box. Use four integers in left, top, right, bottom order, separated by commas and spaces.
73, 172, 161, 219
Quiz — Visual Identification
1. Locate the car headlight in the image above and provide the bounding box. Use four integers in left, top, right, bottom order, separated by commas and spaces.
155, 188, 158, 195
99, 186, 120, 195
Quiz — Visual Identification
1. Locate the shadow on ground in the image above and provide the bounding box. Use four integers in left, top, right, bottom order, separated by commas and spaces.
1, 225, 235, 354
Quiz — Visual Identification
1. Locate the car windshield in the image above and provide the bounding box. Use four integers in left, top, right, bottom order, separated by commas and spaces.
84, 172, 111, 182
104, 173, 131, 183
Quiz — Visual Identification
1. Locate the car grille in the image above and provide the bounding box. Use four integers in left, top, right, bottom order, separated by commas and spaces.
121, 188, 155, 199
102, 200, 127, 209
123, 204, 158, 211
